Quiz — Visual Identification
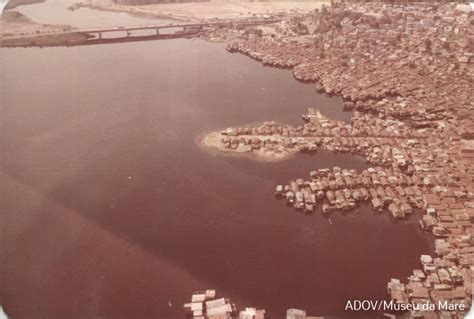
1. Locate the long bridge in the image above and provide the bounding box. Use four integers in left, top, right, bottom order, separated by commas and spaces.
80, 17, 282, 39
2, 17, 283, 47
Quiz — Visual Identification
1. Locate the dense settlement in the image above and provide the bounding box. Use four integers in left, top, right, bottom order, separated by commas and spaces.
200, 2, 473, 318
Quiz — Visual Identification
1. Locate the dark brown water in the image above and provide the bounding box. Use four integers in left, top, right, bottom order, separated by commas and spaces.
0, 4, 433, 319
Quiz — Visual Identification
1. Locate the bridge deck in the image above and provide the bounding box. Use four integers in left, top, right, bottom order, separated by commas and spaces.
78, 18, 282, 34
1, 17, 282, 47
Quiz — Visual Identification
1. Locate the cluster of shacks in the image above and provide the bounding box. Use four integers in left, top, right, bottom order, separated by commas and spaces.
275, 166, 420, 217
227, 41, 300, 68
218, 2, 474, 317
184, 290, 236, 319
184, 289, 236, 319
183, 291, 325, 319
184, 290, 270, 319
227, 2, 472, 135
218, 110, 473, 317
184, 290, 269, 319
385, 194, 473, 318
220, 108, 426, 166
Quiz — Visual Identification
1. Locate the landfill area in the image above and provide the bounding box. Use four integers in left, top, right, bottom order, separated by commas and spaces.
201, 2, 473, 318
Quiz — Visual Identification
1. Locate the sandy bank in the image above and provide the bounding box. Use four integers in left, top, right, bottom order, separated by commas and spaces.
2, 11, 71, 36
198, 130, 297, 162
1, 11, 86, 46
77, 0, 329, 22
3, 0, 44, 10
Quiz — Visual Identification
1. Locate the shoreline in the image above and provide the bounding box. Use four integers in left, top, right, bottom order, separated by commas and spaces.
3, 0, 45, 10
0, 11, 88, 47
76, 1, 191, 22
75, 0, 329, 23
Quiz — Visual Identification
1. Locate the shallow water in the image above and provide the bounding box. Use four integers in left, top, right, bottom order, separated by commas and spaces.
14, 0, 178, 28
0, 3, 433, 318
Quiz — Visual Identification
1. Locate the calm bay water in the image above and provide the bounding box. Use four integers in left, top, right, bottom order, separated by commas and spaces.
0, 3, 433, 318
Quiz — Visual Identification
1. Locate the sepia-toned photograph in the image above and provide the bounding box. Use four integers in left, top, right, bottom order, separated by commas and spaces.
0, 0, 473, 318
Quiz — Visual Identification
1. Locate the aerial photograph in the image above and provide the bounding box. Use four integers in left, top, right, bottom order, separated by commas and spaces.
0, 0, 473, 318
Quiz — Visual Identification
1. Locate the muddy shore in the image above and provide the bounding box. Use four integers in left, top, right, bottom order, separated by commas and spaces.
75, 1, 190, 21
4, 0, 44, 10
75, 0, 329, 22
1, 11, 87, 47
